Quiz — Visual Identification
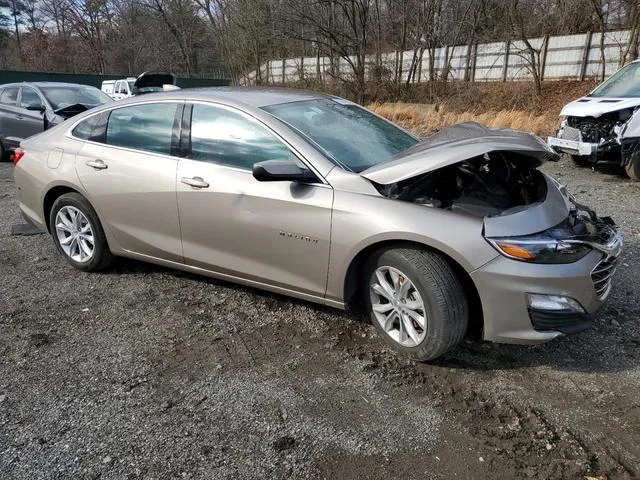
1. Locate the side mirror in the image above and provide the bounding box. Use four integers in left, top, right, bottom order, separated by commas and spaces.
253, 159, 318, 183
25, 103, 44, 112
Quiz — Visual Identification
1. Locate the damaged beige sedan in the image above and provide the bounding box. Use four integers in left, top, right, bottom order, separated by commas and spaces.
13, 88, 622, 360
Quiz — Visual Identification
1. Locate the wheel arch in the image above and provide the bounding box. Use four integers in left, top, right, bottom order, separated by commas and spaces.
342, 239, 484, 339
42, 185, 84, 233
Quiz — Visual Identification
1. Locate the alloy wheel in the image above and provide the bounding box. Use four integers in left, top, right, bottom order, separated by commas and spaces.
54, 206, 95, 263
369, 266, 428, 347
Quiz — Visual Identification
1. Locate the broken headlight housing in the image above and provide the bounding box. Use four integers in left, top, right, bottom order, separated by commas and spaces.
486, 235, 591, 264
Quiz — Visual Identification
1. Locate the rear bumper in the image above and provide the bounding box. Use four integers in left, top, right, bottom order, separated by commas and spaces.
547, 136, 598, 156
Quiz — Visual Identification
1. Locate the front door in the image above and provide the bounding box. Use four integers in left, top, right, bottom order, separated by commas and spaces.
18, 87, 46, 139
176, 102, 333, 297
75, 101, 184, 262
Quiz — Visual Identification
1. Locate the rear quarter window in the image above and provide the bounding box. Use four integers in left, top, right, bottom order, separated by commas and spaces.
72, 115, 102, 140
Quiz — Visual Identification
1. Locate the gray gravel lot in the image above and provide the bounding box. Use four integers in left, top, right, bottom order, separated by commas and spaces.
1, 159, 639, 479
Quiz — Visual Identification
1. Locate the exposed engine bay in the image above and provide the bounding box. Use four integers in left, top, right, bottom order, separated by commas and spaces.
377, 152, 547, 217
565, 108, 635, 145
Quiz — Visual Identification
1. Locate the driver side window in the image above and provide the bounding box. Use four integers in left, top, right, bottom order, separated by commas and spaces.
188, 103, 291, 170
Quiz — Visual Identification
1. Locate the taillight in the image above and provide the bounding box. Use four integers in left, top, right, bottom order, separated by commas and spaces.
12, 147, 25, 166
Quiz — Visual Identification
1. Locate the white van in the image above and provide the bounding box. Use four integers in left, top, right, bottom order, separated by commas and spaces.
101, 78, 136, 100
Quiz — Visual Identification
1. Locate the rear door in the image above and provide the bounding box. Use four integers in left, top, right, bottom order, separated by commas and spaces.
176, 102, 333, 296
17, 87, 46, 139
74, 101, 184, 262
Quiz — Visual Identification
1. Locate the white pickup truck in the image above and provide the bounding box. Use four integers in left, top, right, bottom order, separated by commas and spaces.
101, 77, 136, 100
101, 72, 177, 101
547, 59, 640, 181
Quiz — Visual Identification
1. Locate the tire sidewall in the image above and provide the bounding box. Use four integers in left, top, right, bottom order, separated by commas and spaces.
364, 248, 462, 359
49, 193, 111, 271
625, 158, 640, 182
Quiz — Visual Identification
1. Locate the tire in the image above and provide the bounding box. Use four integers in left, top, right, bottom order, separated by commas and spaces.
625, 157, 640, 181
568, 154, 591, 167
364, 247, 468, 361
49, 192, 114, 271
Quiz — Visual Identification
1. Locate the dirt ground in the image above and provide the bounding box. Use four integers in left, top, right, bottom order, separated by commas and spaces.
1, 157, 639, 480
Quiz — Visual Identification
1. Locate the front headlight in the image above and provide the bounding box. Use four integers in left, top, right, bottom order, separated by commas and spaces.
486, 236, 591, 264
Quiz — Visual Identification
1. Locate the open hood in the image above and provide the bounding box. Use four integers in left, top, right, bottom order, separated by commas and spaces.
133, 72, 176, 94
560, 96, 640, 118
360, 123, 558, 185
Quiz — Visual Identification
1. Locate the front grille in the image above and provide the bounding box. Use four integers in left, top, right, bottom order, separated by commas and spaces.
559, 125, 582, 142
566, 116, 616, 143
591, 256, 618, 299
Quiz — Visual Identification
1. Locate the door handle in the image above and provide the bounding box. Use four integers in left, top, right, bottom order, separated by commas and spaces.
86, 159, 108, 170
181, 176, 209, 189
16, 114, 23, 120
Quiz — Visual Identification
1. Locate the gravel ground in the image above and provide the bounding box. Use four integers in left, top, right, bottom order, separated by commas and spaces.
1, 158, 639, 480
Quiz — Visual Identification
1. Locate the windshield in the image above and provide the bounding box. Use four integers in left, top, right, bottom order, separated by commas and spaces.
41, 85, 112, 111
590, 61, 640, 98
263, 99, 418, 172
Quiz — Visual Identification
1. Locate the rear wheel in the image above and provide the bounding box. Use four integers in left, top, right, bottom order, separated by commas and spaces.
49, 193, 114, 271
568, 154, 591, 167
364, 247, 468, 361
625, 157, 640, 182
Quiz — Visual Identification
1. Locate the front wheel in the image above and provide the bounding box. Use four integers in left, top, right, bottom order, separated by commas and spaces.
364, 247, 468, 361
625, 157, 640, 181
49, 193, 114, 271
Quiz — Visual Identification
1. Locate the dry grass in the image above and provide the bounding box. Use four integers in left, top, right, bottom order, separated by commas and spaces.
368, 102, 559, 137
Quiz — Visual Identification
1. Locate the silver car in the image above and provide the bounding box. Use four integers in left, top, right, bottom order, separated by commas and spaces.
13, 88, 623, 360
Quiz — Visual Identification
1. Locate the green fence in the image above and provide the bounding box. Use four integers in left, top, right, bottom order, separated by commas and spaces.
0, 70, 230, 88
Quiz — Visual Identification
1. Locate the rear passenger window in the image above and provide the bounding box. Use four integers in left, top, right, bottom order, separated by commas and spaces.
105, 103, 179, 155
1, 88, 18, 106
189, 104, 290, 170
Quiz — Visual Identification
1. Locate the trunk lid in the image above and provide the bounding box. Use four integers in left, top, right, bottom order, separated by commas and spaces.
133, 72, 176, 94
360, 123, 558, 185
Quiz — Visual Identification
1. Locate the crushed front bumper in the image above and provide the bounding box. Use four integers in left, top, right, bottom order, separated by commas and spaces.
472, 230, 623, 344
547, 136, 598, 156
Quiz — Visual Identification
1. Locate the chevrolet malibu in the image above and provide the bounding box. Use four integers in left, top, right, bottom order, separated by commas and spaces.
13, 88, 622, 360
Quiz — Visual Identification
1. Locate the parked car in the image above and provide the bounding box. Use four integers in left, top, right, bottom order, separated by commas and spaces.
101, 72, 177, 100
547, 59, 640, 180
13, 88, 622, 361
0, 81, 112, 160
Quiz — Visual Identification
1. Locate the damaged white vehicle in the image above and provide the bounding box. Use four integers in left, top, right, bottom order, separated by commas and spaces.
548, 59, 640, 180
